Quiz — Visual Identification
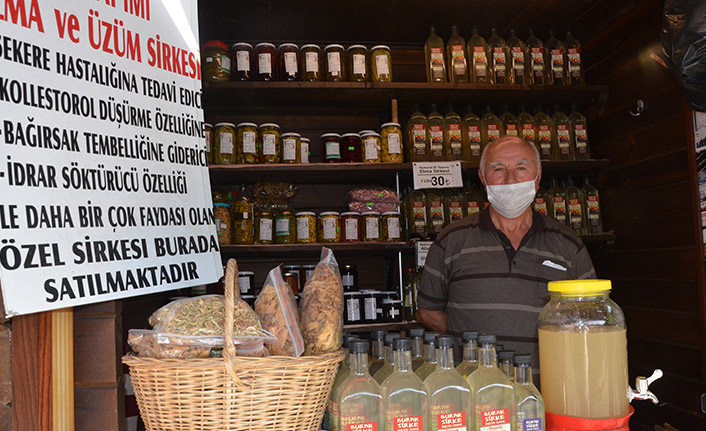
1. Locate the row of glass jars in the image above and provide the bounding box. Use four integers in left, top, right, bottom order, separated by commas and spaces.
207, 122, 310, 165
320, 123, 404, 163
203, 40, 393, 83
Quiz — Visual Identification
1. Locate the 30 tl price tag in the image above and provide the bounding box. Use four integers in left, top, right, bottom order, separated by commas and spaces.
415, 241, 433, 268
412, 162, 463, 190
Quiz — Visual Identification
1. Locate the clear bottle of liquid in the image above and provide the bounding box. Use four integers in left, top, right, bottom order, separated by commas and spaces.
330, 335, 360, 431
481, 105, 502, 151
500, 105, 519, 137
467, 335, 516, 431
428, 104, 446, 161
497, 350, 516, 382
565, 176, 587, 235
526, 29, 547, 85
533, 185, 550, 217
382, 338, 429, 431
545, 30, 566, 85
487, 28, 509, 84
405, 189, 428, 240
445, 104, 464, 160
445, 188, 466, 224
464, 182, 484, 216
447, 25, 469, 83
468, 26, 490, 84
416, 332, 440, 381
552, 104, 573, 160
582, 176, 603, 234
507, 29, 528, 85
462, 105, 483, 163
513, 355, 545, 431
369, 330, 388, 377
455, 331, 480, 379
339, 340, 384, 431
569, 103, 590, 159
426, 189, 446, 240
410, 328, 426, 372
408, 104, 429, 162
426, 336, 473, 431
374, 333, 401, 385
517, 104, 537, 152
533, 104, 554, 160
426, 27, 448, 83
548, 177, 568, 226
564, 30, 584, 85
403, 268, 417, 321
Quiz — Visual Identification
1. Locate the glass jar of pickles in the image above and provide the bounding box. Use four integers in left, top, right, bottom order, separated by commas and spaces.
341, 133, 362, 163
236, 122, 258, 164
258, 123, 281, 163
214, 122, 236, 164
254, 43, 276, 81
318, 211, 341, 243
324, 44, 346, 81
300, 44, 322, 81
382, 211, 402, 242
281, 132, 301, 164
300, 137, 311, 163
341, 212, 361, 242
275, 210, 295, 244
370, 45, 392, 82
347, 45, 368, 81
321, 133, 342, 163
214, 203, 232, 245
255, 211, 274, 244
295, 212, 317, 243
381, 122, 404, 162
231, 42, 253, 81
204, 123, 213, 164
278, 43, 299, 81
202, 40, 231, 82
361, 132, 382, 163
232, 196, 254, 244
362, 211, 381, 242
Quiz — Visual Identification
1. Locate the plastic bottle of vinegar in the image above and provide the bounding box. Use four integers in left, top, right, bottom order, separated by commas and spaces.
545, 30, 566, 85
532, 104, 554, 160
462, 105, 483, 163
329, 335, 359, 431
468, 26, 490, 84
444, 104, 463, 160
369, 330, 387, 377
455, 331, 480, 379
517, 105, 538, 154
564, 30, 584, 85
507, 29, 529, 85
425, 336, 472, 431
416, 332, 440, 381
526, 29, 547, 85
382, 338, 429, 431
582, 176, 603, 234
426, 27, 448, 83
481, 105, 502, 150
565, 176, 587, 235
338, 340, 384, 431
552, 104, 573, 160
374, 333, 400, 385
410, 328, 426, 372
488, 28, 510, 84
407, 104, 429, 162
548, 177, 568, 226
500, 105, 519, 137
513, 355, 545, 431
428, 104, 446, 161
569, 103, 590, 159
447, 25, 469, 83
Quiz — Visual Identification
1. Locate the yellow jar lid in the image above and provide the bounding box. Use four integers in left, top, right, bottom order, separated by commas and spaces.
548, 279, 611, 296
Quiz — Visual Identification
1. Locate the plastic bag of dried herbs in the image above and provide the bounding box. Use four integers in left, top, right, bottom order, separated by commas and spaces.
255, 266, 305, 357
299, 247, 344, 355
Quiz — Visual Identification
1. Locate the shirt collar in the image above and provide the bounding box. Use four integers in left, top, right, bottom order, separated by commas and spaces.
479, 207, 551, 233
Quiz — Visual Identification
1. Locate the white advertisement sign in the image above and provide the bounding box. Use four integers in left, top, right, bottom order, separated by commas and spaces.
415, 241, 432, 268
412, 161, 463, 190
0, 0, 223, 316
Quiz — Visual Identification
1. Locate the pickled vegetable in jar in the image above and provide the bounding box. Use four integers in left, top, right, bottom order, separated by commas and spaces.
381, 122, 403, 163
254, 43, 276, 81
324, 44, 346, 81
278, 43, 299, 81
255, 211, 274, 244
341, 211, 361, 242
236, 122, 259, 164
300, 137, 311, 163
281, 132, 301, 164
214, 203, 232, 245
361, 211, 381, 242
318, 211, 341, 243
232, 196, 254, 244
360, 132, 382, 163
204, 123, 213, 164
382, 211, 402, 242
370, 45, 392, 82
300, 44, 322, 81
214, 122, 236, 164
321, 133, 342, 162
295, 211, 317, 243
202, 40, 230, 82
231, 42, 253, 81
341, 133, 362, 163
347, 45, 368, 81
258, 123, 281, 163
275, 211, 295, 244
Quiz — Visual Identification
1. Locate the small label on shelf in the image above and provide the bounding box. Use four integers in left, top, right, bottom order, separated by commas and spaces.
412, 161, 463, 189
416, 241, 433, 268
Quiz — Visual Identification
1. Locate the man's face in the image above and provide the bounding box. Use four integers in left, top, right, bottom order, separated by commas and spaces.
480, 138, 540, 188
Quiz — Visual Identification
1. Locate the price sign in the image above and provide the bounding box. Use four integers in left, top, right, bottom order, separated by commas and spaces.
412, 162, 463, 190
415, 241, 433, 268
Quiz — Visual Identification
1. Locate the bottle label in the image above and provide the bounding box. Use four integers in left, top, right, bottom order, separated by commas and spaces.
323, 218, 337, 239
522, 418, 542, 431
473, 47, 488, 77
219, 132, 233, 154
538, 125, 551, 155
284, 52, 298, 76
557, 124, 571, 154
521, 123, 536, 143
365, 137, 379, 160
449, 124, 462, 155
493, 47, 506, 75
238, 276, 250, 294
259, 218, 273, 241
467, 201, 480, 214
300, 142, 309, 163
345, 218, 359, 240
375, 54, 390, 75
366, 217, 380, 239
347, 423, 377, 431
511, 47, 524, 76
364, 297, 377, 320
468, 125, 481, 155
263, 134, 277, 155
530, 47, 544, 74
449, 201, 464, 221
533, 197, 547, 215
353, 53, 366, 75
297, 217, 310, 240
387, 217, 401, 239
275, 218, 290, 236
568, 198, 583, 226
430, 47, 445, 79
480, 408, 510, 431
567, 47, 581, 74
587, 195, 600, 220
551, 49, 564, 77
438, 412, 466, 431
305, 51, 319, 73
243, 131, 256, 154
574, 124, 588, 153
258, 52, 271, 75
505, 124, 518, 137
388, 133, 402, 154
342, 274, 355, 287
413, 124, 427, 155
327, 51, 341, 75
412, 201, 427, 223
326, 141, 341, 159
394, 416, 423, 431
430, 125, 444, 154
346, 296, 360, 322
236, 50, 250, 72
283, 138, 297, 160
451, 44, 466, 74
487, 124, 500, 143
553, 197, 567, 222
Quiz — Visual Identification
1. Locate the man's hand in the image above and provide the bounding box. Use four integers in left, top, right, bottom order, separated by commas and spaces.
416, 307, 447, 334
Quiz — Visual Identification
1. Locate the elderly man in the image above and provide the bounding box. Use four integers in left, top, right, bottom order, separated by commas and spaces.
416, 136, 595, 371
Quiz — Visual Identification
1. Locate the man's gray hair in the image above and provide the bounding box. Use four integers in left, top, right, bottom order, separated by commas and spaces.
479, 136, 542, 177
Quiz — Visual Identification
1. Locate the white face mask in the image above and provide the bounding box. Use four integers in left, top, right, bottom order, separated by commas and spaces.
483, 174, 538, 219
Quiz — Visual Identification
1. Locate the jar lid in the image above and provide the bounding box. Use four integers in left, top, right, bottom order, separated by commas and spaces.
282, 264, 300, 269
203, 40, 228, 50
361, 132, 381, 138
383, 299, 402, 304
236, 122, 258, 128
259, 123, 280, 129
281, 132, 301, 138
279, 43, 299, 49
239, 271, 254, 276
359, 289, 377, 294
302, 264, 317, 269
320, 133, 341, 138
278, 210, 293, 216
370, 45, 390, 51
204, 122, 213, 127
547, 279, 611, 296
341, 133, 361, 138
325, 44, 345, 50
301, 44, 321, 50
381, 122, 401, 128
214, 122, 236, 128
213, 203, 230, 208
347, 44, 368, 50
382, 211, 401, 216
319, 211, 340, 216
300, 137, 311, 142
361, 211, 381, 216
344, 291, 361, 296
255, 42, 276, 49
295, 211, 316, 216
340, 211, 360, 216
358, 130, 375, 135
232, 42, 254, 49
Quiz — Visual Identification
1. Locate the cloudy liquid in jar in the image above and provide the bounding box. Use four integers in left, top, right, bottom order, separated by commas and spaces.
538, 326, 629, 419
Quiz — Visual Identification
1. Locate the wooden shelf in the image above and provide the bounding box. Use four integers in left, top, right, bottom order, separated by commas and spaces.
344, 321, 421, 332
219, 242, 412, 258
580, 231, 616, 246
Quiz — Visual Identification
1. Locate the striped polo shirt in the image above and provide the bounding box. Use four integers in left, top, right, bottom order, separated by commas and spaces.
417, 208, 595, 377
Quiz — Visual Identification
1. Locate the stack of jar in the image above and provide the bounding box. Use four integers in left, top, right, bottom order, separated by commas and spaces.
202, 41, 393, 83
293, 211, 404, 244
342, 264, 403, 326
534, 175, 603, 235
205, 122, 311, 165
320, 123, 405, 163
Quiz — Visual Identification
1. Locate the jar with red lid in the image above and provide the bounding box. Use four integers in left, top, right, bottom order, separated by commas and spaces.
340, 133, 362, 163
341, 212, 361, 242
231, 42, 253, 81
278, 43, 299, 81
321, 133, 342, 162
202, 40, 231, 82
254, 43, 276, 81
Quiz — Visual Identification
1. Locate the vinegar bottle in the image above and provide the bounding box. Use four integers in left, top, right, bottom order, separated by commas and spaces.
564, 30, 584, 85
533, 185, 550, 216
369, 330, 387, 377
468, 26, 490, 84
407, 104, 429, 162
526, 29, 547, 85
552, 104, 573, 160
462, 105, 483, 163
582, 176, 603, 234
329, 335, 359, 431
464, 182, 484, 216
444, 104, 463, 160
338, 340, 384, 431
444, 188, 466, 224
517, 105, 538, 154
455, 331, 480, 379
405, 189, 429, 240
545, 30, 566, 85
565, 176, 587, 235
533, 104, 554, 160
428, 104, 446, 161
382, 338, 429, 431
410, 328, 426, 372
426, 27, 448, 83
497, 350, 516, 381
500, 104, 519, 137
374, 333, 400, 385
507, 29, 529, 85
548, 177, 568, 226
447, 25, 469, 83
425, 336, 472, 431
569, 103, 591, 159
481, 105, 502, 151
426, 189, 446, 239
488, 28, 510, 84
513, 355, 545, 431
415, 332, 439, 381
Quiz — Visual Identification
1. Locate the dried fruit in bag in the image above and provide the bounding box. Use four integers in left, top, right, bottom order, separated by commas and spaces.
255, 266, 305, 357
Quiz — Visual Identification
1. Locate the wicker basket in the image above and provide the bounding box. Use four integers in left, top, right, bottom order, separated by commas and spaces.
123, 259, 344, 431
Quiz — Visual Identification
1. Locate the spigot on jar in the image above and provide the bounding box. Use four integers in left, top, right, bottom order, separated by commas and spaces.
628, 369, 663, 404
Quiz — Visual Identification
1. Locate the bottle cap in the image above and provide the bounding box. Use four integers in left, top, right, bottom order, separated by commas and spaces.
385, 333, 401, 346
371, 330, 387, 341
343, 335, 359, 349
423, 332, 440, 344
393, 338, 411, 351
497, 350, 516, 363
350, 340, 369, 354
409, 328, 425, 339
478, 334, 496, 345
547, 279, 611, 296
437, 335, 455, 349
514, 354, 532, 366
462, 331, 479, 342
